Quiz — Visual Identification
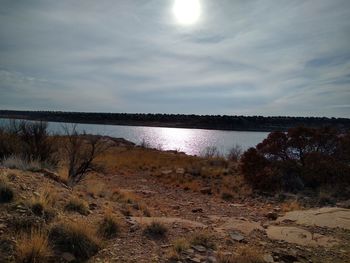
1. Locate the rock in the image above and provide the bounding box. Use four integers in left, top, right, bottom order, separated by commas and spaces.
337, 200, 350, 209
184, 248, 195, 254
191, 245, 206, 253
266, 212, 278, 220
277, 207, 350, 230
266, 226, 338, 247
161, 170, 173, 175
215, 217, 264, 235
229, 231, 245, 242
263, 254, 275, 263
189, 257, 201, 263
208, 256, 217, 263
89, 203, 98, 210
161, 244, 172, 248
192, 208, 203, 213
176, 168, 185, 174
262, 222, 270, 229
200, 187, 212, 195
61, 252, 76, 262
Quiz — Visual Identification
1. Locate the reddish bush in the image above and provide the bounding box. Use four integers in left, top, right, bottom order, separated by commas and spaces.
241, 126, 350, 193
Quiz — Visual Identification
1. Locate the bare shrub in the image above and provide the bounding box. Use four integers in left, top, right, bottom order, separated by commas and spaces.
227, 144, 243, 162
0, 126, 20, 159
202, 146, 221, 158
0, 120, 58, 169
63, 124, 109, 187
140, 138, 151, 148
17, 121, 58, 166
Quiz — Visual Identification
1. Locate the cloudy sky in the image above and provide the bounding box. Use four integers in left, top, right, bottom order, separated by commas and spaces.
0, 0, 350, 117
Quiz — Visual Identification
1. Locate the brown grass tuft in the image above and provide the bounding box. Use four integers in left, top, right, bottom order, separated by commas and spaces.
217, 247, 264, 263
49, 220, 100, 261
190, 231, 216, 249
16, 230, 52, 263
65, 197, 89, 215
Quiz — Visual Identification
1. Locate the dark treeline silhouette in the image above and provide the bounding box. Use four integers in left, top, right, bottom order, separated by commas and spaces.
1, 110, 350, 131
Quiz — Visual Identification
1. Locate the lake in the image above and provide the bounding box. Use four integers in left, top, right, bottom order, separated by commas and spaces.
0, 119, 268, 156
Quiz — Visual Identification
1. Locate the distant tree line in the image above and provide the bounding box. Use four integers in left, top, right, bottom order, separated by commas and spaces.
0, 110, 350, 131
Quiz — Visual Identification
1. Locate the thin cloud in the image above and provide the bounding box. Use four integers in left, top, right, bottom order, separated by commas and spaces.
0, 0, 349, 117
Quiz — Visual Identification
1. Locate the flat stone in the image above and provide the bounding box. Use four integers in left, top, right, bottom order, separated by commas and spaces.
208, 256, 217, 263
191, 245, 206, 253
277, 207, 350, 230
130, 217, 206, 228
184, 248, 195, 254
263, 254, 275, 263
266, 226, 338, 247
337, 200, 350, 209
161, 170, 173, 175
200, 187, 212, 195
229, 231, 245, 242
61, 252, 76, 262
215, 217, 264, 235
189, 257, 201, 263
176, 168, 185, 174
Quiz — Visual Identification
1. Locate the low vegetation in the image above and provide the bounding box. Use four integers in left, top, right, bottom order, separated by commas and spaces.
65, 197, 89, 215
16, 230, 52, 263
217, 246, 264, 263
49, 221, 100, 261
241, 126, 350, 194
0, 176, 14, 203
143, 221, 167, 239
1, 120, 349, 262
98, 213, 121, 239
190, 231, 216, 249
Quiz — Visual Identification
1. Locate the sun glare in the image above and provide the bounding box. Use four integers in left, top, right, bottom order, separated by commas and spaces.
173, 0, 201, 26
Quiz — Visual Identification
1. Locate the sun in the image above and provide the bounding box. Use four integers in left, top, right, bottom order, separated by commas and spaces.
172, 0, 201, 26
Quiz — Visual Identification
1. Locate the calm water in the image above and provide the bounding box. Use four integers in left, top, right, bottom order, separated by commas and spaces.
0, 119, 268, 156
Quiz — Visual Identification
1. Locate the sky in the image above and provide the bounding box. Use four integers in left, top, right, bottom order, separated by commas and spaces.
0, 0, 350, 117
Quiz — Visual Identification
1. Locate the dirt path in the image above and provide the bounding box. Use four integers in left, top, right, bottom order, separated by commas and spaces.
89, 171, 350, 263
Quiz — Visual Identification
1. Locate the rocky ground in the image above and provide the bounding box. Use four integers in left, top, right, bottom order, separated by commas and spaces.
1, 144, 350, 263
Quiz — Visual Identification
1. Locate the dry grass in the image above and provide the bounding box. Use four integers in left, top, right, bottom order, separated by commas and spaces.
86, 179, 106, 198
217, 246, 264, 263
10, 215, 44, 233
65, 197, 89, 215
28, 187, 56, 220
110, 189, 137, 204
1, 155, 55, 172
16, 230, 52, 263
173, 237, 189, 254
281, 200, 302, 212
96, 146, 251, 199
49, 220, 100, 261
143, 221, 167, 239
98, 212, 121, 239
190, 231, 216, 249
0, 175, 14, 203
